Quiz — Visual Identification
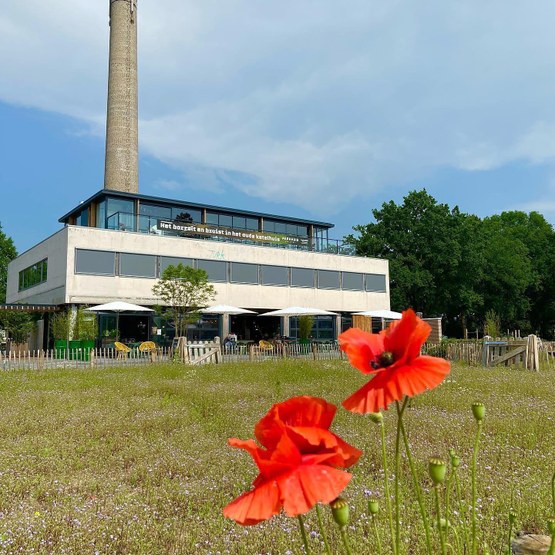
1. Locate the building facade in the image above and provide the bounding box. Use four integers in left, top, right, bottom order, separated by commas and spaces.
7, 190, 390, 345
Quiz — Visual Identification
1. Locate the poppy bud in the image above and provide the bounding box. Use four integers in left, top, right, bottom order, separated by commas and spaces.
471, 402, 486, 422
428, 458, 447, 486
368, 499, 379, 515
547, 517, 555, 535
435, 518, 449, 531
330, 497, 350, 528
509, 511, 517, 525
449, 450, 461, 469
368, 412, 383, 424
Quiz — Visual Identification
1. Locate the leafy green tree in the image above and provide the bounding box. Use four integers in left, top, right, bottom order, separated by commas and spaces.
481, 211, 554, 336
0, 311, 33, 345
152, 264, 216, 338
345, 190, 484, 335
0, 222, 17, 303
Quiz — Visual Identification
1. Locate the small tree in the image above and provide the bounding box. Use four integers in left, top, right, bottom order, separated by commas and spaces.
51, 312, 71, 341
298, 315, 314, 340
0, 311, 34, 345
76, 307, 98, 341
152, 264, 215, 338
483, 309, 501, 338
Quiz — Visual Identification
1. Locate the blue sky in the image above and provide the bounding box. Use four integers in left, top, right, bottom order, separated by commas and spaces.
2, 1, 555, 253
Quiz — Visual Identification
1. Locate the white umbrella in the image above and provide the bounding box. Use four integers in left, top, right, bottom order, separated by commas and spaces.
353, 309, 402, 319
86, 302, 154, 340
200, 304, 256, 315
86, 301, 154, 313
260, 306, 338, 317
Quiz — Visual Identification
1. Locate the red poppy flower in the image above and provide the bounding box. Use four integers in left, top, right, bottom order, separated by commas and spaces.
223, 396, 362, 525
339, 309, 450, 413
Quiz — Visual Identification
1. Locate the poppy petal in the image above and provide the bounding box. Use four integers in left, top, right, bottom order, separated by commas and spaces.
279, 466, 352, 517
339, 327, 385, 374
223, 480, 281, 525
384, 309, 430, 362
255, 397, 336, 448
342, 355, 450, 413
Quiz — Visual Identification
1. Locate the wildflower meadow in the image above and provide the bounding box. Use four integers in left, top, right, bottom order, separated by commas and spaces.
0, 316, 553, 553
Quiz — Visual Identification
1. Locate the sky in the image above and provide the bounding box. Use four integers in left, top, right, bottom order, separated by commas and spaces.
2, 0, 555, 254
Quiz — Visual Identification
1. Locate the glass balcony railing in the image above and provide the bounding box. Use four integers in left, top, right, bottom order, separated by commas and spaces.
103, 212, 355, 255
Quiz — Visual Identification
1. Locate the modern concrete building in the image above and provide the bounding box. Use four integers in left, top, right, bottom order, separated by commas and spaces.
6, 189, 390, 345
4, 0, 390, 347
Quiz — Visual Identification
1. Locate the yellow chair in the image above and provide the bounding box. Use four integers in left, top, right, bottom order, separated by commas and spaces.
114, 341, 131, 359
138, 341, 156, 353
259, 340, 274, 351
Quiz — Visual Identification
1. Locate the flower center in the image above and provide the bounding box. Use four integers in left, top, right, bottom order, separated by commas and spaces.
371, 351, 395, 369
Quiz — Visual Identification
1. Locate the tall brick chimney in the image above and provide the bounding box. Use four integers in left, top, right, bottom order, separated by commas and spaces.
104, 0, 139, 193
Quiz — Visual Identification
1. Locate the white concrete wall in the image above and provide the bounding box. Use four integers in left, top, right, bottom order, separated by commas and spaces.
8, 225, 390, 313
6, 228, 68, 305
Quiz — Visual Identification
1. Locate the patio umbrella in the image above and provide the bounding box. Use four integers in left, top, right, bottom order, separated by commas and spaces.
86, 301, 154, 340
260, 306, 338, 317
199, 304, 256, 315
352, 309, 402, 319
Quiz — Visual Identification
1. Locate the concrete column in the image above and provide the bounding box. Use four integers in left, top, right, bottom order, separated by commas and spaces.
335, 314, 342, 340
104, 0, 139, 193
282, 317, 290, 338
221, 314, 230, 339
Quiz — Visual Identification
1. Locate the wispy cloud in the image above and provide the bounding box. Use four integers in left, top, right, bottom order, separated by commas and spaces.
2, 0, 555, 217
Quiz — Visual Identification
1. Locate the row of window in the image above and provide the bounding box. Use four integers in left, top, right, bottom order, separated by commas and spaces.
91, 197, 317, 238
75, 249, 387, 292
18, 259, 48, 291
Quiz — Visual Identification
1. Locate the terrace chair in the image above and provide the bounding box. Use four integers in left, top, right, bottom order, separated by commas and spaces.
114, 341, 131, 359
138, 340, 157, 361
258, 339, 274, 352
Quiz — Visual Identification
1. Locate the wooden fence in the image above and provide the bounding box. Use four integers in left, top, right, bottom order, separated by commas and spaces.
1, 337, 553, 371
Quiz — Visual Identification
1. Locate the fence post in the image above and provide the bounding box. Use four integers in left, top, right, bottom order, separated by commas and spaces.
312, 343, 318, 361
526, 335, 540, 371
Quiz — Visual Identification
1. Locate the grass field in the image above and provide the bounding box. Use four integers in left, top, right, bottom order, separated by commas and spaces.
0, 359, 553, 554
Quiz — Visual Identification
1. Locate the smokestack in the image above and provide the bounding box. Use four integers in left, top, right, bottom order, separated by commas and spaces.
104, 0, 139, 193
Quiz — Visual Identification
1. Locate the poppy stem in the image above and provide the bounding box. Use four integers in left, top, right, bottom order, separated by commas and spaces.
315, 504, 332, 555
471, 420, 482, 555
379, 418, 397, 555
434, 485, 447, 555
394, 398, 408, 555
454, 468, 469, 551
552, 470, 555, 515
297, 514, 311, 555
372, 514, 383, 555
397, 398, 433, 554
339, 526, 353, 555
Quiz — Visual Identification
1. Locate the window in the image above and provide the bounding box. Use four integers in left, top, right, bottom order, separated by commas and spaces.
246, 217, 259, 231
172, 208, 201, 223
342, 272, 364, 291
318, 270, 340, 289
261, 265, 289, 286
160, 257, 194, 275
219, 214, 233, 228
75, 249, 115, 276
96, 199, 106, 228
230, 262, 259, 284
366, 274, 387, 292
291, 267, 314, 288
197, 259, 227, 282
120, 253, 157, 278
18, 259, 48, 291
79, 208, 89, 227
106, 197, 135, 231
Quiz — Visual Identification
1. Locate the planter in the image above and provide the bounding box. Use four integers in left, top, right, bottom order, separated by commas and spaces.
54, 340, 69, 359
81, 340, 95, 362
69, 340, 82, 360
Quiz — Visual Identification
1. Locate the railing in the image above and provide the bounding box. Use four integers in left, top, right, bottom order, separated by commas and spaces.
104, 212, 355, 255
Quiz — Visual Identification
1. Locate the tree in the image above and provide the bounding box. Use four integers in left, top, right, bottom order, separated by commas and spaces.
0, 311, 33, 345
152, 264, 216, 338
0, 222, 17, 303
345, 190, 484, 335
